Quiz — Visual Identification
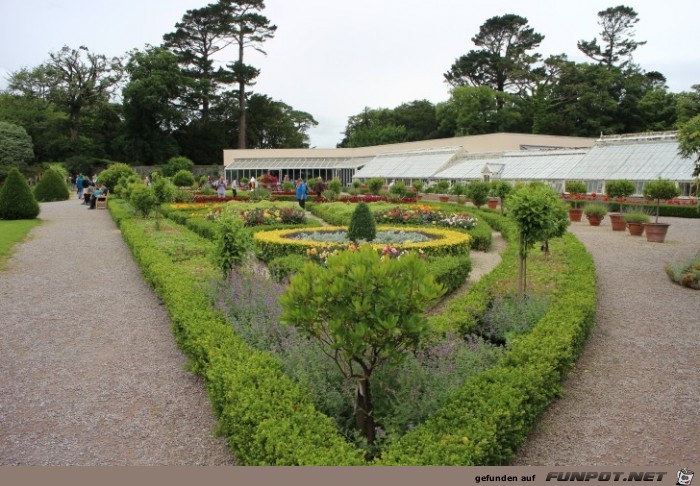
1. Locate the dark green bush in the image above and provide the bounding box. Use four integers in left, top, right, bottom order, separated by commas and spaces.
163, 156, 194, 177
216, 212, 252, 277
99, 163, 139, 192
130, 185, 157, 217
172, 169, 196, 187
0, 168, 40, 220
347, 202, 376, 242
367, 177, 385, 195
33, 168, 70, 202
268, 254, 309, 283
429, 254, 472, 295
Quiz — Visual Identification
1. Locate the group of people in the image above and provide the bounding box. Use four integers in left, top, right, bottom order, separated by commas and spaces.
73, 174, 107, 209
212, 175, 237, 198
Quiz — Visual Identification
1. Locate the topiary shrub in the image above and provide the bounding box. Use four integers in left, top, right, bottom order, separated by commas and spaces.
0, 167, 40, 220
99, 163, 139, 192
367, 178, 385, 195
33, 168, 70, 202
172, 169, 196, 187
163, 156, 194, 177
390, 181, 408, 199
129, 184, 157, 218
466, 181, 491, 207
347, 202, 376, 242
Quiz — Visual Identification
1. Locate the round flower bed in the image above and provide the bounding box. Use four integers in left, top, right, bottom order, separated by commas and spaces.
254, 225, 472, 262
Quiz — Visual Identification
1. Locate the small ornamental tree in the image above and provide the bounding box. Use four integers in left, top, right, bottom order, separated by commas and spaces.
507, 184, 568, 295
643, 179, 680, 223
129, 184, 157, 218
565, 180, 587, 208
490, 180, 512, 215
33, 168, 70, 202
280, 246, 444, 445
99, 163, 139, 192
347, 202, 376, 242
367, 177, 385, 195
0, 167, 40, 220
216, 212, 252, 278
172, 169, 196, 187
466, 180, 491, 207
389, 181, 408, 199
605, 179, 636, 212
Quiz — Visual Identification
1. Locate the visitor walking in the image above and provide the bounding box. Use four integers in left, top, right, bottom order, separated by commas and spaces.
296, 178, 308, 210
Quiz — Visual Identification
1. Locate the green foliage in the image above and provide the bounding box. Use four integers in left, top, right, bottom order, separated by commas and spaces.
129, 184, 157, 217
434, 180, 450, 194
282, 180, 295, 191
0, 219, 40, 263
152, 175, 176, 204
565, 181, 587, 195
412, 180, 424, 192
99, 163, 138, 192
163, 156, 194, 177
367, 177, 385, 195
328, 178, 342, 194
623, 211, 650, 223
389, 181, 409, 198
665, 254, 700, 290
429, 254, 472, 294
605, 179, 636, 199
172, 168, 196, 187
643, 179, 681, 222
0, 121, 34, 166
677, 114, 700, 177
268, 254, 308, 283
216, 212, 252, 277
347, 202, 377, 242
466, 181, 491, 207
0, 168, 40, 220
280, 246, 444, 442
449, 182, 466, 196
33, 168, 70, 202
249, 187, 272, 202
477, 293, 550, 345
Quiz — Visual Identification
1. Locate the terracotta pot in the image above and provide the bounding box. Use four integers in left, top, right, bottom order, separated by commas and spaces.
644, 222, 670, 243
609, 213, 626, 231
568, 207, 583, 222
586, 214, 604, 226
627, 222, 645, 236
487, 197, 499, 209
438, 196, 450, 203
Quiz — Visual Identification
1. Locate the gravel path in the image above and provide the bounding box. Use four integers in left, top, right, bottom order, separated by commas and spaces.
0, 199, 233, 465
514, 216, 700, 466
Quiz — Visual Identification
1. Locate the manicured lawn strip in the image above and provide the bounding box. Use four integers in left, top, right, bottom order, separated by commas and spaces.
378, 229, 596, 465
109, 199, 363, 465
0, 219, 41, 264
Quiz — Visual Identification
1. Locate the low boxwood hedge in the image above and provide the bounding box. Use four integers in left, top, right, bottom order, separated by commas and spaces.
109, 198, 596, 466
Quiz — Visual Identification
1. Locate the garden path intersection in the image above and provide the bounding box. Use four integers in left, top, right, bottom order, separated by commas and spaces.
0, 199, 232, 465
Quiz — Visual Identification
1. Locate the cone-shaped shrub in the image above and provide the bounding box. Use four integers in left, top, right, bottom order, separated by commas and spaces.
34, 168, 70, 202
347, 202, 376, 242
0, 167, 40, 220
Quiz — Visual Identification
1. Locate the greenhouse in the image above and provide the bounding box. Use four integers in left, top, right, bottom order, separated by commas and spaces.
222, 131, 696, 195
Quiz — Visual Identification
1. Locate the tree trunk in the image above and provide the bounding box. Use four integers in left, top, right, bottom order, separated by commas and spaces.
237, 41, 247, 149
355, 376, 375, 445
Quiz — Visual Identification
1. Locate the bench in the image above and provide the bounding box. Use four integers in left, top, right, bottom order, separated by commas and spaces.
95, 195, 108, 209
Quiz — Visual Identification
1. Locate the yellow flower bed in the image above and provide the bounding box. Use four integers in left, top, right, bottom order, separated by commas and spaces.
254, 225, 471, 262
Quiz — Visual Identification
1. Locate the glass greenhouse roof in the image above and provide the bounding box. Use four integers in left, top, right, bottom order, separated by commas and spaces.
564, 141, 695, 181
225, 157, 369, 170
353, 147, 462, 179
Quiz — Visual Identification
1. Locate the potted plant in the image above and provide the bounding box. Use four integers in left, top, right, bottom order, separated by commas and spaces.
642, 179, 681, 243
605, 179, 636, 231
584, 203, 608, 226
623, 211, 650, 236
565, 181, 587, 222
489, 180, 512, 215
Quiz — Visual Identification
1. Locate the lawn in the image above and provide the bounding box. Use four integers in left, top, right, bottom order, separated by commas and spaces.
0, 219, 40, 266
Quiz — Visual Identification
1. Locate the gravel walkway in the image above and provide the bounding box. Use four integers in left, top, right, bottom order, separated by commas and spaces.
514, 216, 700, 466
0, 199, 233, 465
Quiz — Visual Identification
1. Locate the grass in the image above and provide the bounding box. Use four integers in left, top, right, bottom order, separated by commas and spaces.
0, 219, 41, 267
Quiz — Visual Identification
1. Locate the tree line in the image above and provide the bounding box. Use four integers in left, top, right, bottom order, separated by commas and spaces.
0, 0, 316, 178
339, 6, 700, 148
1, 3, 699, 180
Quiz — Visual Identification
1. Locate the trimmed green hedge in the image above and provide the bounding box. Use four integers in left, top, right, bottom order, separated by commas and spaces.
109, 198, 596, 466
109, 199, 363, 465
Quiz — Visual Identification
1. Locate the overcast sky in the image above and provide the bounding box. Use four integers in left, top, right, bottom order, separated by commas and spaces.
1, 0, 698, 148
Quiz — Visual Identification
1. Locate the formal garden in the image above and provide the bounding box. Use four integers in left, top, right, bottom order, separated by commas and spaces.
1, 160, 698, 464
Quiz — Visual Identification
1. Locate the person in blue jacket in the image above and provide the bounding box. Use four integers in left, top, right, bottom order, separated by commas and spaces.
295, 178, 308, 210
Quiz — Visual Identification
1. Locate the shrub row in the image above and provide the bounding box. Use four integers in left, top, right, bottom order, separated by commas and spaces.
377, 229, 596, 465
108, 199, 363, 465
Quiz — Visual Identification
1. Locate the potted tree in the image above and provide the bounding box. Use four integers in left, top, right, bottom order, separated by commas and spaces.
623, 211, 650, 236
584, 203, 608, 226
605, 179, 636, 231
565, 181, 587, 222
450, 182, 467, 204
489, 180, 512, 215
642, 179, 681, 243
466, 180, 491, 208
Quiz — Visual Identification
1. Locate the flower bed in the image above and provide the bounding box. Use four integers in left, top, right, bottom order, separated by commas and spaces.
253, 225, 472, 262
